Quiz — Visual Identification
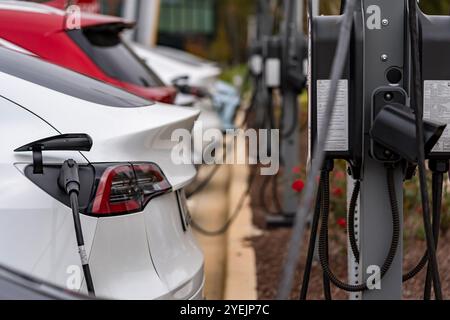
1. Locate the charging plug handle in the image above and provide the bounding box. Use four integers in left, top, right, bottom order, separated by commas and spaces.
58, 159, 96, 295
58, 159, 80, 195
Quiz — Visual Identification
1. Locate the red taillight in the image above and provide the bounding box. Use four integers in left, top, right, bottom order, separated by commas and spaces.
90, 163, 171, 216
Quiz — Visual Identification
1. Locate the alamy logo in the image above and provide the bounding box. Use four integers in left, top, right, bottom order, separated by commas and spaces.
367, 265, 381, 290
366, 5, 382, 30
65, 5, 81, 30
66, 265, 82, 290
171, 121, 280, 176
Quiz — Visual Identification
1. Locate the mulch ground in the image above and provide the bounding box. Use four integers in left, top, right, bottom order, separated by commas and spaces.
249, 173, 450, 300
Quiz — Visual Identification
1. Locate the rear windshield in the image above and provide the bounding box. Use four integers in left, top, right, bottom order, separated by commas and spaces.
68, 26, 165, 88
0, 46, 152, 108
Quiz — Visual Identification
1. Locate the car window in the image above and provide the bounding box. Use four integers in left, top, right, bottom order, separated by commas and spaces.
0, 46, 152, 108
68, 26, 165, 88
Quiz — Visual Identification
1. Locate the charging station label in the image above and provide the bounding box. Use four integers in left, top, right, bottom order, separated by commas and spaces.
317, 80, 349, 152
424, 80, 450, 153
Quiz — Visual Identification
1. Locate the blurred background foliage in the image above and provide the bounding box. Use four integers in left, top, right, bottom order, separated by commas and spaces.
420, 0, 450, 14
99, 1, 450, 65
193, 0, 450, 64
321, 0, 450, 15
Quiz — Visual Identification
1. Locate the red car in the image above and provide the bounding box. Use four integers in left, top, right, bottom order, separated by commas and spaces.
0, 1, 177, 103
31, 0, 101, 13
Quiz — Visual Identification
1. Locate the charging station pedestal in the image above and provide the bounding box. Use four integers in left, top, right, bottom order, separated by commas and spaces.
347, 176, 361, 300
358, 0, 405, 299
280, 88, 300, 221
309, 0, 406, 299
305, 0, 450, 300
280, 0, 304, 223
266, 0, 306, 228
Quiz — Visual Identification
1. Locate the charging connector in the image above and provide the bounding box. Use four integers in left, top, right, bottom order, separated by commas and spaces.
58, 159, 80, 195
58, 159, 95, 296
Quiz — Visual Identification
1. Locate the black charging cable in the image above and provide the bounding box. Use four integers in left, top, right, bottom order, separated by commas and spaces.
175, 84, 211, 99
424, 160, 447, 299
409, 0, 443, 300
348, 178, 433, 287
58, 159, 95, 296
320, 162, 333, 300
299, 176, 322, 300
189, 167, 257, 237
348, 160, 446, 299
305, 150, 422, 294
317, 165, 400, 293
187, 165, 221, 199
401, 161, 447, 297
299, 160, 332, 300
347, 180, 360, 263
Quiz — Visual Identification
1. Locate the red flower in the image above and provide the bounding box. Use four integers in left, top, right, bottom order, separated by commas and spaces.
291, 179, 305, 193
337, 217, 347, 229
292, 166, 301, 174
335, 171, 346, 180
332, 187, 344, 197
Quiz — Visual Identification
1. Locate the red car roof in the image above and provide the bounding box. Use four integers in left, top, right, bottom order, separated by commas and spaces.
0, 1, 130, 34
0, 1, 177, 104
40, 0, 101, 13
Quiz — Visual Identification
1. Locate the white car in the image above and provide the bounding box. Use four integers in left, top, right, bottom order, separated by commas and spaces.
0, 47, 204, 300
131, 43, 241, 131
130, 42, 224, 129
130, 43, 222, 89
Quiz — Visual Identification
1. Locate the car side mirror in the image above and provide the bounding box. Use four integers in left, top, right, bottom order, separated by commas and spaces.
171, 75, 190, 86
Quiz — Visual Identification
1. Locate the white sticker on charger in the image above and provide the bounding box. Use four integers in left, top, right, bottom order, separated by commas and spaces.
317, 79, 349, 152
424, 80, 450, 153
250, 54, 263, 75
265, 58, 281, 88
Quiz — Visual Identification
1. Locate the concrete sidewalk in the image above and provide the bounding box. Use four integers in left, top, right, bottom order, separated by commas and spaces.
187, 165, 230, 300
223, 164, 260, 300
188, 151, 259, 299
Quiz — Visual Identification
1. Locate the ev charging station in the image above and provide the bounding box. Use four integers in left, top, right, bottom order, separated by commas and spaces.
264, 0, 307, 227
248, 0, 307, 227
294, 0, 450, 300
276, 0, 306, 226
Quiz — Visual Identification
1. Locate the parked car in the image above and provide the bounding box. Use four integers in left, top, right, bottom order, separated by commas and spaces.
0, 46, 204, 300
130, 43, 222, 90
28, 0, 101, 13
131, 43, 241, 130
0, 1, 177, 103
0, 263, 87, 299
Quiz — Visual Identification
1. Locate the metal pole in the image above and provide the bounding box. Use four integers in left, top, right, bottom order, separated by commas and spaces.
347, 176, 361, 300
136, 0, 161, 47
121, 0, 138, 41
267, 0, 304, 227
297, 0, 305, 31
280, 0, 302, 220
121, 0, 138, 21
311, 0, 319, 17
281, 89, 300, 218
359, 0, 405, 299
254, 0, 273, 132
282, 0, 303, 215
